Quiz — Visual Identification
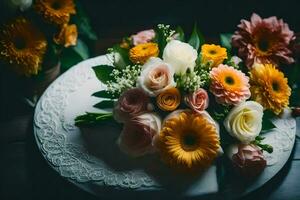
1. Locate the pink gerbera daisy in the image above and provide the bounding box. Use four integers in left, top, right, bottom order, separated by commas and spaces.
210, 64, 251, 105
232, 13, 295, 68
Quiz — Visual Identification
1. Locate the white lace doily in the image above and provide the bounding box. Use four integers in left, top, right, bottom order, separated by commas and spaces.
33, 55, 296, 198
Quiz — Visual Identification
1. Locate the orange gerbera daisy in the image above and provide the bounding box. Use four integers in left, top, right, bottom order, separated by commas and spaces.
156, 110, 220, 171
0, 18, 47, 76
129, 42, 159, 64
34, 0, 76, 26
250, 63, 291, 115
210, 64, 251, 105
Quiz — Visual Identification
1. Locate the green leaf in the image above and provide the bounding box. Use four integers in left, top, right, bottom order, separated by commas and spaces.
92, 65, 113, 84
175, 26, 185, 42
92, 90, 115, 99
112, 44, 131, 67
73, 0, 98, 40
262, 110, 276, 130
93, 100, 115, 109
220, 33, 233, 52
72, 39, 89, 60
61, 48, 83, 71
188, 24, 205, 51
155, 26, 168, 57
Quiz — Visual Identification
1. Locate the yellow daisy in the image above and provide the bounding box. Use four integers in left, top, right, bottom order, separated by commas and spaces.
157, 110, 220, 171
34, 0, 76, 26
129, 42, 159, 64
0, 18, 47, 76
250, 63, 291, 115
201, 44, 227, 67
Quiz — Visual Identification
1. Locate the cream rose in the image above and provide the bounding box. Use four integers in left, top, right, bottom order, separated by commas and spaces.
117, 113, 161, 157
224, 101, 263, 143
163, 40, 198, 74
137, 57, 175, 96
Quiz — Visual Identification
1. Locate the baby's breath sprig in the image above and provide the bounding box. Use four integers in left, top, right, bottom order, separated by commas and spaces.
176, 68, 208, 92
157, 24, 176, 42
106, 65, 141, 97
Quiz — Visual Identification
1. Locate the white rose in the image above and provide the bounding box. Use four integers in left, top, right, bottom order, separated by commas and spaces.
224, 101, 263, 143
137, 57, 175, 97
163, 40, 198, 75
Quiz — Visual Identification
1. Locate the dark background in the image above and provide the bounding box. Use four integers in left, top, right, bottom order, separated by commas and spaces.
81, 0, 300, 55
1, 0, 300, 200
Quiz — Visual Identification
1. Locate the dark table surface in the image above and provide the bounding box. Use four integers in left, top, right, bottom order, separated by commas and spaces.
0, 111, 299, 200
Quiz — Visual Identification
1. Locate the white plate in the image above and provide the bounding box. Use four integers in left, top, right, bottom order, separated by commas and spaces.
34, 55, 296, 198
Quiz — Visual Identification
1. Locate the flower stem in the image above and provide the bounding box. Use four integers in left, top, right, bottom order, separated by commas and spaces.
75, 112, 114, 126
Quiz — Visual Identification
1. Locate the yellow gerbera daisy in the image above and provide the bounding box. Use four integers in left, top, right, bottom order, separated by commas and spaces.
157, 110, 220, 171
0, 18, 47, 76
129, 42, 159, 64
250, 63, 291, 115
201, 44, 227, 67
34, 0, 76, 26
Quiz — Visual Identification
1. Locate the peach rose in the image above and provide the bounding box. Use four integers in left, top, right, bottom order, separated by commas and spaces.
131, 29, 155, 46
113, 88, 149, 123
117, 113, 161, 157
156, 87, 181, 111
137, 57, 175, 96
185, 88, 209, 113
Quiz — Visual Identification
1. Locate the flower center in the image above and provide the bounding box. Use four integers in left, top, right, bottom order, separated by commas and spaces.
209, 50, 217, 55
257, 38, 269, 52
225, 76, 235, 85
13, 37, 26, 50
182, 133, 198, 151
51, 1, 62, 10
272, 81, 280, 92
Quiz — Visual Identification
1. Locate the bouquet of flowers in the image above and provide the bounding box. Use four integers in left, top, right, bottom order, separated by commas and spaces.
76, 14, 299, 176
0, 0, 96, 99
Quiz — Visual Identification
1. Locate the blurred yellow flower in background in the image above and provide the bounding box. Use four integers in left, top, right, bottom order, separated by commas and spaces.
157, 110, 220, 171
54, 24, 78, 47
34, 0, 76, 26
0, 18, 47, 76
250, 63, 291, 115
201, 44, 227, 67
129, 42, 159, 64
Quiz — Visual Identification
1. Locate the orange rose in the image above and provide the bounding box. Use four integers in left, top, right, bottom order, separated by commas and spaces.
54, 24, 78, 47
156, 87, 181, 111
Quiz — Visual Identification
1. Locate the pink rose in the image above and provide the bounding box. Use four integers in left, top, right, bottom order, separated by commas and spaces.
117, 113, 161, 157
131, 29, 155, 46
228, 144, 267, 178
185, 88, 209, 113
113, 88, 149, 123
137, 57, 175, 97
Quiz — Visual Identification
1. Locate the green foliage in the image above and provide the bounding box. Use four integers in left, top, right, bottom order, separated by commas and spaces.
72, 39, 90, 60
73, 0, 98, 41
188, 24, 205, 51
92, 65, 114, 84
93, 100, 115, 109
60, 39, 90, 71
111, 44, 131, 68
92, 90, 115, 99
175, 26, 185, 42
220, 33, 233, 53
262, 110, 276, 130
